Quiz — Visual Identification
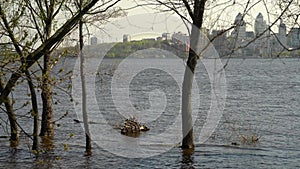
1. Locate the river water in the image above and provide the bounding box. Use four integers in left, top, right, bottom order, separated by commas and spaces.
0, 57, 299, 168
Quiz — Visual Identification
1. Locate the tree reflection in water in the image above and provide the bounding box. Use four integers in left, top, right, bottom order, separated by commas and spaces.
181, 148, 195, 169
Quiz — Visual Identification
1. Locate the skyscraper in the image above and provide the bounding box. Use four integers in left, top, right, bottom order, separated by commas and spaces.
233, 13, 246, 39
231, 13, 246, 55
254, 13, 268, 56
254, 13, 266, 36
288, 28, 300, 49
278, 19, 287, 48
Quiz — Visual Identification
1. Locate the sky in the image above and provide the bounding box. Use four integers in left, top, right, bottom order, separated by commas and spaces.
93, 0, 282, 43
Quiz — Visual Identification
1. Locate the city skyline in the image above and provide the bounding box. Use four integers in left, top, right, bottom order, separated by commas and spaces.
90, 12, 300, 55
91, 9, 299, 44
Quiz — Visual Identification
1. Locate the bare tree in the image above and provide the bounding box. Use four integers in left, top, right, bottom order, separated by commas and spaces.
140, 0, 207, 149
138, 0, 299, 150
73, 0, 121, 155
77, 0, 92, 156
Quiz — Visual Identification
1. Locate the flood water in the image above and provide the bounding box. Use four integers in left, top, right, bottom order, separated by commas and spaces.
0, 57, 300, 168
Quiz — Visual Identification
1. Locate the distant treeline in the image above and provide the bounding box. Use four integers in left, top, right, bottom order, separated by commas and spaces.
57, 39, 188, 58
105, 40, 164, 58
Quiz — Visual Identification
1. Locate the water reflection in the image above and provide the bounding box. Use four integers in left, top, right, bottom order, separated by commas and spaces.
1, 58, 299, 168
40, 136, 54, 152
34, 136, 55, 168
84, 156, 92, 169
181, 148, 195, 169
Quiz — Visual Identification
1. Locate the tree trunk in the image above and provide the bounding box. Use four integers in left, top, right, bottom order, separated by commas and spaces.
40, 3, 54, 136
79, 16, 92, 155
181, 44, 197, 149
181, 0, 206, 149
0, 80, 18, 147
5, 98, 18, 147
40, 51, 54, 137
25, 71, 39, 151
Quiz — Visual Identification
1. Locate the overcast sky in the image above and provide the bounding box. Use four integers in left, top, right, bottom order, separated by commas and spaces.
94, 1, 281, 43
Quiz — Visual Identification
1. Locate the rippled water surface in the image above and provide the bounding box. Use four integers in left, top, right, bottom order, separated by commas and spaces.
0, 57, 300, 168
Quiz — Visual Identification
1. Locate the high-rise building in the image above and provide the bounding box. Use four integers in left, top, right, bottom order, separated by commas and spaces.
230, 13, 246, 55
287, 28, 300, 49
254, 13, 269, 56
244, 31, 255, 56
254, 13, 266, 36
233, 13, 246, 39
278, 19, 287, 49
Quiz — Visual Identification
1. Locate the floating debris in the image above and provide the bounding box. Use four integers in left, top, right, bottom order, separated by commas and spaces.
120, 117, 149, 137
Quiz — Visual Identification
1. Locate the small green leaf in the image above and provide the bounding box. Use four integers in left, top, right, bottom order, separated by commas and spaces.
32, 150, 38, 155
69, 133, 74, 138
63, 143, 68, 151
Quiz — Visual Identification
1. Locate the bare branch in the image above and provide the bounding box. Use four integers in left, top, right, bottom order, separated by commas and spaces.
182, 0, 194, 20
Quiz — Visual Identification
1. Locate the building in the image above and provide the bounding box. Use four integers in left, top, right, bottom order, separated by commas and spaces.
230, 13, 246, 55
254, 13, 267, 36
123, 34, 131, 42
244, 31, 255, 56
254, 13, 270, 56
210, 30, 230, 57
234, 13, 246, 37
278, 19, 287, 48
172, 32, 190, 52
211, 13, 299, 57
0, 43, 13, 51
162, 33, 172, 41
270, 19, 288, 53
287, 28, 300, 49
90, 36, 98, 45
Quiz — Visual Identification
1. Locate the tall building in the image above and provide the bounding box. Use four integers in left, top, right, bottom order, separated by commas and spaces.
287, 28, 300, 49
254, 13, 266, 36
254, 13, 269, 56
244, 31, 255, 56
230, 13, 246, 55
278, 19, 287, 49
233, 13, 246, 39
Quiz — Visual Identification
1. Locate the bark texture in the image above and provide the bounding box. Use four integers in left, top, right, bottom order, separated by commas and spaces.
181, 0, 206, 149
0, 80, 18, 147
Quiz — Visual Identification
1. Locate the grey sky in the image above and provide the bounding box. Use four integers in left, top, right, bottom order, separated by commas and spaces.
95, 1, 281, 43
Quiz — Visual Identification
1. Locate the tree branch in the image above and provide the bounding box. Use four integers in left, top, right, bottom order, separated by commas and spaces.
182, 0, 194, 20
0, 0, 100, 105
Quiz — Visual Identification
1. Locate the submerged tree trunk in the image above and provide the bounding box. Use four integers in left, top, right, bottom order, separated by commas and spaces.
40, 51, 54, 136
40, 3, 54, 136
25, 71, 39, 151
0, 80, 18, 147
181, 41, 198, 149
5, 98, 18, 147
79, 17, 92, 155
181, 0, 206, 149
